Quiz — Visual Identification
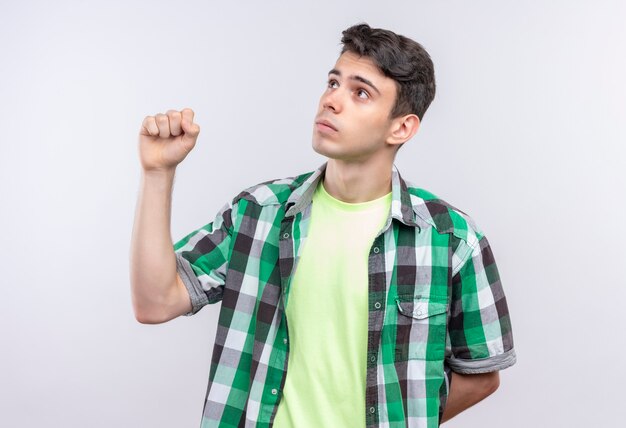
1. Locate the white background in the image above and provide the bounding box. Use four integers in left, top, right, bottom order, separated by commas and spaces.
1, 0, 624, 427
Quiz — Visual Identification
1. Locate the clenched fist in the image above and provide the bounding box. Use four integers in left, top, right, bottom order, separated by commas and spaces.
139, 108, 200, 172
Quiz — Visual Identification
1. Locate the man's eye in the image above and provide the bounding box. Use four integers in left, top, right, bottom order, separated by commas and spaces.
328, 80, 339, 89
357, 89, 370, 99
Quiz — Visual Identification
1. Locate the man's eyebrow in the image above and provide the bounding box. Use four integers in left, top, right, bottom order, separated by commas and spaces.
328, 68, 381, 95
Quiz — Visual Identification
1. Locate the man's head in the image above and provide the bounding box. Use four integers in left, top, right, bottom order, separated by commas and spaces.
312, 23, 436, 162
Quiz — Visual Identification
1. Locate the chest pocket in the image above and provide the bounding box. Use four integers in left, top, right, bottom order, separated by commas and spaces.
394, 294, 448, 361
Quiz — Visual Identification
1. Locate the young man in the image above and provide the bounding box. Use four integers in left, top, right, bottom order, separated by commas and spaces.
130, 23, 516, 428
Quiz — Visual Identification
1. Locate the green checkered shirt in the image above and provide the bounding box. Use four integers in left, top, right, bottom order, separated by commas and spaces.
173, 161, 516, 427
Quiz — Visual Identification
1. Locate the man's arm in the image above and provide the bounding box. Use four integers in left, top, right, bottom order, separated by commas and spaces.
129, 168, 192, 324
440, 371, 500, 424
443, 232, 516, 422
129, 109, 200, 324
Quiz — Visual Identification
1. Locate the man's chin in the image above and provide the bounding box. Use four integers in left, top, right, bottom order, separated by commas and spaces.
312, 138, 335, 158
311, 142, 354, 161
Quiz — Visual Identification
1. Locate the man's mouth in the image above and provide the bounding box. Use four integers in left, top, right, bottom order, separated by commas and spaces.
315, 119, 338, 132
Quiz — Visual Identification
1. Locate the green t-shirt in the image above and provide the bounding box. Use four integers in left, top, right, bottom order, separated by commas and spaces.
273, 177, 392, 427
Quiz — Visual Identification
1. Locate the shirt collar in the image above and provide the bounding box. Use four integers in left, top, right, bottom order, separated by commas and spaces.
285, 161, 420, 228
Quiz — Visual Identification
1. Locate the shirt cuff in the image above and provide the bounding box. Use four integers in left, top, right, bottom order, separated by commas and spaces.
446, 348, 517, 374
175, 252, 209, 316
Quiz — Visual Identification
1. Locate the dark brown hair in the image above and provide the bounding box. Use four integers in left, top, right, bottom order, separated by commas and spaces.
340, 23, 436, 121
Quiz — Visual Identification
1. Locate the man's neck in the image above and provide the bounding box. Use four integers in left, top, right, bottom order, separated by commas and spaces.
323, 157, 393, 204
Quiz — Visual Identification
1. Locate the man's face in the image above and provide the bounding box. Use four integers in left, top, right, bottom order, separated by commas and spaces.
312, 51, 399, 161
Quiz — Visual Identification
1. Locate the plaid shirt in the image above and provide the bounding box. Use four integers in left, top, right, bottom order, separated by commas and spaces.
173, 161, 516, 428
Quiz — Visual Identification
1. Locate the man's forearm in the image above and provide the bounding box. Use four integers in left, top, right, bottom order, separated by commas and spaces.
129, 168, 181, 322
440, 371, 500, 424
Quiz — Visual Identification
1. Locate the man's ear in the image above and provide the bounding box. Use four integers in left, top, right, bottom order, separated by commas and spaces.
386, 114, 420, 148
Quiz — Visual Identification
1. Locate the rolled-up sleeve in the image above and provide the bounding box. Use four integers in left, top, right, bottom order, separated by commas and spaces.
173, 200, 235, 316
446, 235, 516, 374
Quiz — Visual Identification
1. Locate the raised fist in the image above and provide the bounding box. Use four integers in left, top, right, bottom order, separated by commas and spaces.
138, 108, 200, 172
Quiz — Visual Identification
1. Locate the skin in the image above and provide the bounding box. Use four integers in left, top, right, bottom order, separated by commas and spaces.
130, 109, 198, 324
440, 371, 500, 423
312, 51, 500, 423
312, 51, 420, 203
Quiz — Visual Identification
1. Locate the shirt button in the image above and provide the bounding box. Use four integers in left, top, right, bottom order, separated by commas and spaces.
374, 301, 382, 309
283, 337, 288, 345
271, 388, 278, 395
369, 354, 376, 363
282, 232, 290, 239
373, 246, 380, 254
369, 406, 376, 414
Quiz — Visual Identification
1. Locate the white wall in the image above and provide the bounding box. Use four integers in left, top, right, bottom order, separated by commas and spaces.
1, 0, 624, 426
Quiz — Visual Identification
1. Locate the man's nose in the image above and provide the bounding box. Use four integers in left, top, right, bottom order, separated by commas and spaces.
321, 89, 342, 113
